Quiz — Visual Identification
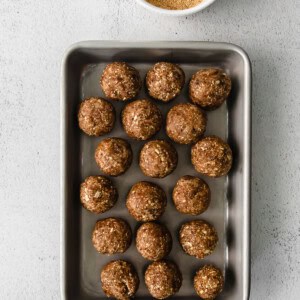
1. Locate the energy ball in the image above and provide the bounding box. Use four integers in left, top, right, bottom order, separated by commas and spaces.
139, 140, 178, 178
136, 222, 172, 261
191, 136, 233, 178
145, 260, 182, 299
95, 138, 133, 176
146, 62, 185, 102
166, 103, 207, 144
194, 265, 224, 299
100, 62, 142, 101
80, 176, 118, 214
189, 68, 232, 110
179, 220, 218, 259
172, 175, 210, 216
101, 260, 139, 300
122, 99, 162, 140
78, 97, 115, 136
92, 218, 131, 255
126, 181, 167, 222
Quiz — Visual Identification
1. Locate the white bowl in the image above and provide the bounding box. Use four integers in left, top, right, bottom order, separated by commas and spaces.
136, 0, 217, 16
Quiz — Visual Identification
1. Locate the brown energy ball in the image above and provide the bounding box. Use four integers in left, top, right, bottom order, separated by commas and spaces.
166, 103, 207, 144
80, 176, 118, 214
172, 175, 210, 216
95, 138, 133, 176
191, 136, 233, 178
145, 260, 182, 299
136, 222, 172, 261
122, 99, 162, 140
179, 220, 218, 259
189, 68, 232, 110
100, 62, 142, 101
146, 62, 185, 102
101, 260, 139, 300
78, 97, 115, 136
126, 181, 167, 222
194, 265, 224, 299
139, 140, 178, 178
92, 218, 131, 255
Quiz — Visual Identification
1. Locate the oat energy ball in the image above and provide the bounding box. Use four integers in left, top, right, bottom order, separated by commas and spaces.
191, 136, 233, 177
189, 68, 232, 110
179, 220, 218, 259
146, 62, 185, 102
136, 222, 172, 261
139, 140, 178, 178
173, 175, 210, 215
126, 181, 167, 222
194, 265, 224, 300
122, 99, 162, 140
166, 103, 207, 144
92, 218, 131, 255
80, 176, 118, 214
100, 62, 142, 101
101, 260, 139, 300
145, 260, 182, 299
95, 138, 133, 176
78, 97, 115, 136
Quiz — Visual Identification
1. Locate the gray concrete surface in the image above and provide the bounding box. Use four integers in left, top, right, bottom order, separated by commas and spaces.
0, 0, 299, 299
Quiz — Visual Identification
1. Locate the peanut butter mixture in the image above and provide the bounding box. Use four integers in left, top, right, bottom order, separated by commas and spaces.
146, 0, 203, 10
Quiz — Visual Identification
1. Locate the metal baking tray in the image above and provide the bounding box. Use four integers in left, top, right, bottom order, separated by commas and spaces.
61, 41, 251, 300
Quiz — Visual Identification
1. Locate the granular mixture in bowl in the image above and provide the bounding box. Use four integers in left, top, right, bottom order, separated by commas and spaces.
146, 0, 203, 10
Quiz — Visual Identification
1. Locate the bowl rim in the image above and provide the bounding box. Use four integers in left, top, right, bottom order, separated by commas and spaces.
135, 0, 217, 16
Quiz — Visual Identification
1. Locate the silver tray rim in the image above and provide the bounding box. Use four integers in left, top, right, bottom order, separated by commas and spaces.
60, 40, 251, 300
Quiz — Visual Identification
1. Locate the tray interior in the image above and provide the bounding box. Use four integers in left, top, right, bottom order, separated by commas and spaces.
62, 43, 249, 300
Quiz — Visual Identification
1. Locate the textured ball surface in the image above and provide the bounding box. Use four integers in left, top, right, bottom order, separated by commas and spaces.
100, 62, 142, 101
78, 97, 115, 136
146, 62, 185, 102
122, 99, 162, 140
145, 260, 182, 299
80, 176, 118, 214
191, 136, 233, 177
136, 222, 172, 261
101, 260, 139, 299
95, 138, 133, 176
166, 103, 207, 144
139, 140, 178, 178
194, 265, 224, 299
179, 220, 218, 259
189, 68, 231, 110
173, 175, 210, 215
92, 218, 131, 255
126, 181, 166, 222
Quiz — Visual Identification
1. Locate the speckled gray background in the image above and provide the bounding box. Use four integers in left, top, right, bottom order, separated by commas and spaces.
0, 0, 299, 299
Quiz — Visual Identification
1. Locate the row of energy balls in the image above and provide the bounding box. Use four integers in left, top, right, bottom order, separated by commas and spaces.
78, 62, 232, 300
